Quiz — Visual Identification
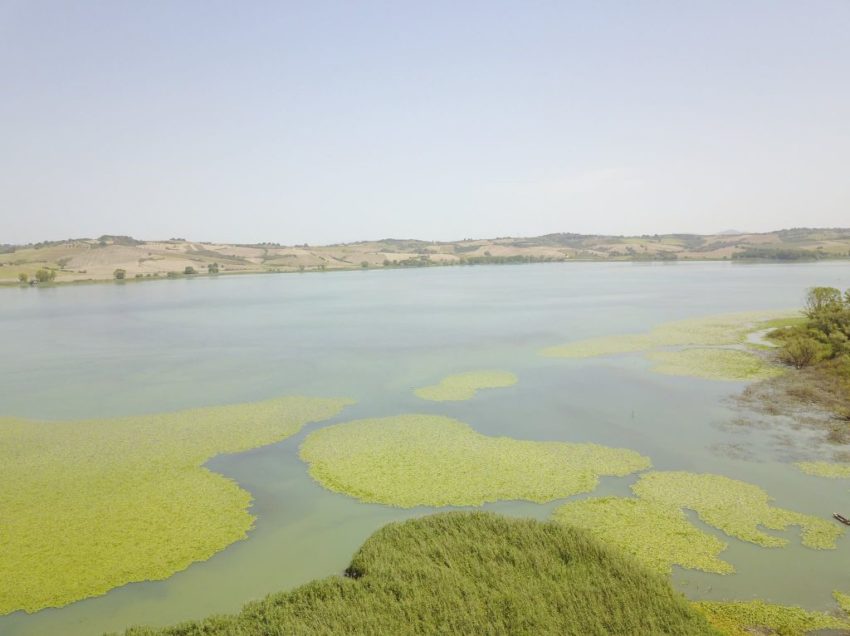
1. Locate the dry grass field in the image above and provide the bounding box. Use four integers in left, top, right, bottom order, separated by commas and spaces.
2, 229, 849, 284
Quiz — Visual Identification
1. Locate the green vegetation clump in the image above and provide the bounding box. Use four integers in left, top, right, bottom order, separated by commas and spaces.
554, 496, 733, 575
414, 370, 518, 401
834, 591, 850, 613
300, 415, 651, 507
113, 268, 126, 280
633, 471, 842, 549
761, 288, 850, 423
646, 348, 784, 381
542, 311, 796, 359
694, 600, 848, 635
0, 396, 352, 615
34, 268, 56, 283
795, 461, 850, 478
556, 471, 842, 575
772, 287, 850, 368
123, 512, 720, 636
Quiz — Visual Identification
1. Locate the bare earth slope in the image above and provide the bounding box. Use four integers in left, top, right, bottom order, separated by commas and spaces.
2, 228, 849, 284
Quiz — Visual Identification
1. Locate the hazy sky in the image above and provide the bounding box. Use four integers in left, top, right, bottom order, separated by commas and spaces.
2, 1, 849, 245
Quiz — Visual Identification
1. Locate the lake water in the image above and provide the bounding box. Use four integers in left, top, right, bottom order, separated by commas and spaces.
1, 261, 849, 635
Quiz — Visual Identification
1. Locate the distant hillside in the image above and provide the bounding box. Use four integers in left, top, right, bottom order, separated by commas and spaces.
2, 228, 849, 285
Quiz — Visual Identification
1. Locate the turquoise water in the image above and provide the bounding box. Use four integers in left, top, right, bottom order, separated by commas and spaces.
1, 261, 849, 634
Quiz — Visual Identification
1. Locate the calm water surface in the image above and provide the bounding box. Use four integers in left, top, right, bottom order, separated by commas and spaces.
1, 261, 849, 635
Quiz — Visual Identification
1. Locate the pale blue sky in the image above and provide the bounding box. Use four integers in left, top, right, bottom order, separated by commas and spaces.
1, 1, 848, 244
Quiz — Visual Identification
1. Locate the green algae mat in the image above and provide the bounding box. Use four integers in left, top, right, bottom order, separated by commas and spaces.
122, 512, 720, 635
555, 471, 842, 576
646, 348, 783, 381
0, 396, 352, 615
554, 496, 734, 575
299, 414, 651, 507
541, 310, 798, 358
541, 310, 797, 381
414, 370, 517, 401
796, 461, 850, 479
694, 600, 849, 636
633, 471, 841, 549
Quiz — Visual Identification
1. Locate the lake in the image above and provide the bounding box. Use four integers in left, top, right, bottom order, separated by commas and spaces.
1, 261, 849, 635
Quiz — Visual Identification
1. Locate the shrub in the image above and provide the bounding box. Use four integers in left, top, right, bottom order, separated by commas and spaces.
184, 266, 197, 275
34, 269, 56, 283
17, 272, 27, 284
207, 263, 219, 274
360, 261, 369, 268
113, 269, 126, 280
780, 335, 827, 369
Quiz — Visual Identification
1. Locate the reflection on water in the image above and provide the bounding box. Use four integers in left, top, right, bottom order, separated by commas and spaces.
1, 262, 849, 635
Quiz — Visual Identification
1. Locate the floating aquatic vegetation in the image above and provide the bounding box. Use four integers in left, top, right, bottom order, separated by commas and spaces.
541, 310, 797, 358
414, 370, 517, 401
553, 497, 733, 575
0, 396, 353, 615
795, 461, 850, 479
646, 348, 784, 381
834, 591, 850, 613
694, 600, 849, 636
632, 471, 842, 549
299, 415, 651, 507
540, 333, 653, 358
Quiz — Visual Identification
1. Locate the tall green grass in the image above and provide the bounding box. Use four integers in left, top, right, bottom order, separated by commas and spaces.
123, 512, 720, 636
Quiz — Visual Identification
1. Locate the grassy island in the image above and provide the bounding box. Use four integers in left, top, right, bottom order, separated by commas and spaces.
122, 512, 720, 635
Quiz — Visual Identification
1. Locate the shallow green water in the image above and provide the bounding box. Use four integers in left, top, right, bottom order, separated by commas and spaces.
1, 261, 849, 634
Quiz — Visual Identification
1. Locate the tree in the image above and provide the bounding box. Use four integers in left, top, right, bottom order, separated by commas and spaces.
184, 266, 197, 275
17, 272, 28, 284
113, 268, 126, 280
35, 269, 56, 283
805, 287, 844, 319
360, 261, 369, 268
207, 263, 219, 274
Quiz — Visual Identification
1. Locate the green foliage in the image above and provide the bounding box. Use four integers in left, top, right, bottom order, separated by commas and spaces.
732, 247, 823, 260
554, 497, 733, 575
414, 370, 517, 401
113, 268, 126, 280
0, 396, 353, 614
34, 268, 56, 283
207, 262, 219, 274
166, 271, 180, 278
17, 272, 27, 283
122, 512, 719, 636
360, 260, 369, 268
694, 600, 848, 635
778, 334, 829, 368
184, 266, 196, 275
774, 287, 850, 366
632, 471, 842, 549
300, 415, 651, 507
646, 348, 784, 381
